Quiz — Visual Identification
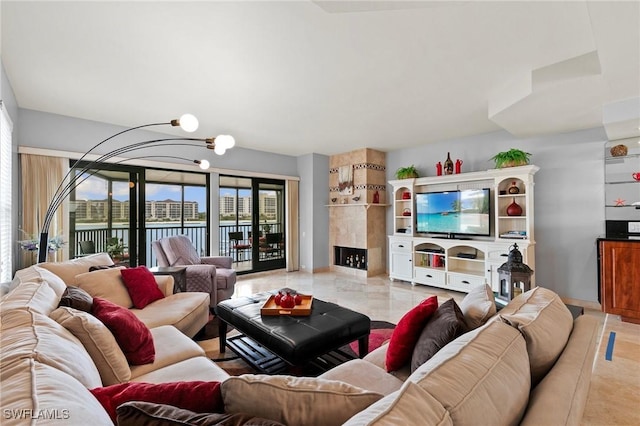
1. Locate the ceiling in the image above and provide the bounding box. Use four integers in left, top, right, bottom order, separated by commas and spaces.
2, 1, 639, 157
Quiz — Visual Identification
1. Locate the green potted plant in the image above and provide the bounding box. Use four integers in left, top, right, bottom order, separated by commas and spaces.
395, 165, 419, 179
490, 149, 532, 168
106, 238, 125, 260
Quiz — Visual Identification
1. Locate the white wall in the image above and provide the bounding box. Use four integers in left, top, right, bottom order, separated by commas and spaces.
387, 128, 607, 303
297, 153, 330, 272
17, 109, 300, 177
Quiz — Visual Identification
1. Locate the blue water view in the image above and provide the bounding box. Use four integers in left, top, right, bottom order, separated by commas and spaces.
416, 189, 490, 235
416, 212, 489, 234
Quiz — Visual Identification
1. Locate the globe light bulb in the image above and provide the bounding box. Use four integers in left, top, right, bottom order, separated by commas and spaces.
214, 145, 226, 155
179, 114, 199, 132
198, 159, 210, 170
216, 134, 235, 149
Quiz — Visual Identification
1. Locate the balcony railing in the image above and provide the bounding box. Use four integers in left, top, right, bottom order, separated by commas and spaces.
72, 222, 282, 266
73, 225, 207, 266
218, 223, 283, 261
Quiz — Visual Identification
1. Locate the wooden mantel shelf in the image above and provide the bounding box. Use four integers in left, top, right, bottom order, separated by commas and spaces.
326, 203, 390, 209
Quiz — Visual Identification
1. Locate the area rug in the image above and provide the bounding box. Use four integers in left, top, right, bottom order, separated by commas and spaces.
194, 315, 230, 341
342, 320, 395, 358
197, 320, 395, 376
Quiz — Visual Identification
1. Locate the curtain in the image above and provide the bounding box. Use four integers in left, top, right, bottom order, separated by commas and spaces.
0, 102, 13, 282
285, 179, 299, 272
20, 154, 68, 265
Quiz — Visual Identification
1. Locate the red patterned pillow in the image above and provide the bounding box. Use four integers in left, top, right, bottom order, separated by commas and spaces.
385, 295, 439, 372
120, 266, 165, 309
90, 381, 223, 423
91, 297, 155, 365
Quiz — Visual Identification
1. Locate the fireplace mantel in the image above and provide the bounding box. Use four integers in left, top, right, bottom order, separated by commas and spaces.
326, 203, 390, 209
329, 148, 387, 277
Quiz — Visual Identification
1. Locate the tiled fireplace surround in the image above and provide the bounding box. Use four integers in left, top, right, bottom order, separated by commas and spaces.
329, 148, 386, 277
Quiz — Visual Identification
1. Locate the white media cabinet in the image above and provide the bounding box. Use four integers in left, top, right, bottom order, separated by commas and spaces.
388, 165, 539, 294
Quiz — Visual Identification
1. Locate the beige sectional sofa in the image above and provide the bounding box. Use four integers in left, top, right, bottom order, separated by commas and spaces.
220, 287, 599, 426
1, 255, 598, 425
37, 253, 210, 338
0, 255, 230, 425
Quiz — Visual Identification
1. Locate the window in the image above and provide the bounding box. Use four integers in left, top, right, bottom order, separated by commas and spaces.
0, 102, 13, 282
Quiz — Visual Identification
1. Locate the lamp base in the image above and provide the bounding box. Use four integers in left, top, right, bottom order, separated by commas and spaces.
37, 232, 49, 263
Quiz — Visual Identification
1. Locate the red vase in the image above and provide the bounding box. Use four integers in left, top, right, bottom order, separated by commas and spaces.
506, 198, 523, 216
280, 292, 295, 309
274, 291, 283, 306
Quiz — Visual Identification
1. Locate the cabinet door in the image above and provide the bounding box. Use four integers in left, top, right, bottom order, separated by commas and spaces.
600, 241, 640, 320
390, 252, 412, 281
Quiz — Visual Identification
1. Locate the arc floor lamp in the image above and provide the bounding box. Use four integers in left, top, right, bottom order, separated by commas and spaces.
37, 114, 235, 263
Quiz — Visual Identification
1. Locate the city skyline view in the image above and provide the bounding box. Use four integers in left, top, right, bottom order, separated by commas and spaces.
76, 177, 269, 216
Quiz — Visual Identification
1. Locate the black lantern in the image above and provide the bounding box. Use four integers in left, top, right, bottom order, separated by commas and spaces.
497, 243, 534, 303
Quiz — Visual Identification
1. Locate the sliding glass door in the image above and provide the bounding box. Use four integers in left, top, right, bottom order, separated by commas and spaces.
253, 179, 286, 272
69, 161, 209, 266
219, 176, 285, 273
69, 163, 140, 266
145, 170, 209, 266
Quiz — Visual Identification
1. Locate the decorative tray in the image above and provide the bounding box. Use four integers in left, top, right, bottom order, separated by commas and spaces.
260, 294, 313, 316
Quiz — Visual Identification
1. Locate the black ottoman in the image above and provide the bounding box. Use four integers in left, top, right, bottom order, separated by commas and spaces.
217, 291, 371, 373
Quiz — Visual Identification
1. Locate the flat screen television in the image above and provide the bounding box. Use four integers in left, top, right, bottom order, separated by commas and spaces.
415, 188, 491, 237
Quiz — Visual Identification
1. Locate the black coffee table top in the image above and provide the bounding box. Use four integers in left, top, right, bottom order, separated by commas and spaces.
217, 291, 371, 366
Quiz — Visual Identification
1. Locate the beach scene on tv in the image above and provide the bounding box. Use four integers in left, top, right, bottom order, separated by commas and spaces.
416, 189, 490, 236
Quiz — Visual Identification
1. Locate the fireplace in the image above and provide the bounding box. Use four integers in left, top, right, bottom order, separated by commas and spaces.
334, 246, 367, 270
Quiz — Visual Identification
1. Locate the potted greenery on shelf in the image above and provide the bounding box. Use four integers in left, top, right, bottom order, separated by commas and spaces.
395, 165, 419, 179
490, 149, 532, 168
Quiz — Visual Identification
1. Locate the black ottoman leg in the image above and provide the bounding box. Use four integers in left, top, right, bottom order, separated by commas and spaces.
219, 320, 228, 353
358, 334, 369, 358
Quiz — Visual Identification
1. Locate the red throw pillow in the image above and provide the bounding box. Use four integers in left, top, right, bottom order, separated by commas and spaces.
91, 297, 155, 365
90, 381, 223, 423
120, 266, 165, 309
385, 295, 439, 372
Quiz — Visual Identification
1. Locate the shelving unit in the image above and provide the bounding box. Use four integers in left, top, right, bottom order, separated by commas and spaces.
388, 165, 538, 294
603, 142, 640, 220
390, 181, 414, 235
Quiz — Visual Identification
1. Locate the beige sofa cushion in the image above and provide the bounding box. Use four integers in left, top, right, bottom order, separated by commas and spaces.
343, 382, 453, 426
0, 358, 112, 426
222, 374, 384, 426
363, 342, 412, 382
12, 265, 68, 298
74, 267, 132, 308
130, 356, 230, 384
0, 281, 60, 316
154, 274, 175, 297
408, 320, 530, 425
131, 292, 210, 338
521, 315, 599, 426
39, 252, 114, 284
0, 309, 103, 389
50, 306, 131, 385
498, 286, 574, 386
460, 283, 497, 329
129, 325, 205, 379
319, 358, 404, 396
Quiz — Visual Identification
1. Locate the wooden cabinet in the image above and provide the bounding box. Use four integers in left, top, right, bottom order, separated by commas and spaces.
599, 239, 640, 323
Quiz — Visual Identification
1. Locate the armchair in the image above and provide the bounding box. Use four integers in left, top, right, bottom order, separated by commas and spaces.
152, 235, 236, 310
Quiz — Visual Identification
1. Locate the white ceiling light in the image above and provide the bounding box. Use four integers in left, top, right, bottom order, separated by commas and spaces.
177, 114, 199, 132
